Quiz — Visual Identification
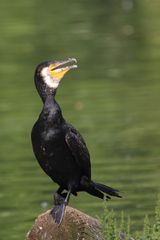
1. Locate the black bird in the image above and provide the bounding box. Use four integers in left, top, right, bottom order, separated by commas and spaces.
31, 58, 121, 224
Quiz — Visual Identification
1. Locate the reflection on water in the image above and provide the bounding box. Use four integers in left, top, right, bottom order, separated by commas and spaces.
0, 0, 160, 239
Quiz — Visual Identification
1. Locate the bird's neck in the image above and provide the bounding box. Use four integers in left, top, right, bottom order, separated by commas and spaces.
45, 93, 57, 108
41, 93, 64, 126
41, 86, 57, 103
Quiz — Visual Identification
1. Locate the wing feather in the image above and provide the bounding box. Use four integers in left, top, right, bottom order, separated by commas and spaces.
65, 126, 91, 179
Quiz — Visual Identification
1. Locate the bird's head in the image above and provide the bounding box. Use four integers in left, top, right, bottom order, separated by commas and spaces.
34, 58, 77, 101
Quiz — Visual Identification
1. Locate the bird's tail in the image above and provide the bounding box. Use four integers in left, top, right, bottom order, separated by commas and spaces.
86, 181, 121, 200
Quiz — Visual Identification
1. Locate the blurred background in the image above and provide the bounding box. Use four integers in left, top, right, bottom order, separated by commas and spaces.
0, 0, 160, 239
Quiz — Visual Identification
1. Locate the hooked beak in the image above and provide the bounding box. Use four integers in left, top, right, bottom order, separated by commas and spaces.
49, 58, 78, 80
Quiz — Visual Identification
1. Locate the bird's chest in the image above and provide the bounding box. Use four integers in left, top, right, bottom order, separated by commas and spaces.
40, 128, 66, 158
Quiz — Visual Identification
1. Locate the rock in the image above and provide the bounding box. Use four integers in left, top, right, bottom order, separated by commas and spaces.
26, 206, 104, 240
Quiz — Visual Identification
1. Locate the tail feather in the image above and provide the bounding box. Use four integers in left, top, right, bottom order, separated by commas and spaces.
81, 176, 121, 199
93, 181, 121, 198
86, 186, 104, 200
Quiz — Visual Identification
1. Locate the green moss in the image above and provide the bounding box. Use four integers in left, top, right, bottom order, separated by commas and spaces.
100, 195, 160, 240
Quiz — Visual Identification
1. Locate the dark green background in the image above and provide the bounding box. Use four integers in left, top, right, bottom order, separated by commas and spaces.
0, 0, 160, 239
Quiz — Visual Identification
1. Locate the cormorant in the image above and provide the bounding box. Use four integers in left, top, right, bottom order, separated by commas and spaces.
31, 58, 121, 225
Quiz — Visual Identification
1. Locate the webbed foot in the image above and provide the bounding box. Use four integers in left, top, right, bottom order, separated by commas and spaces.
51, 189, 71, 225
50, 203, 66, 225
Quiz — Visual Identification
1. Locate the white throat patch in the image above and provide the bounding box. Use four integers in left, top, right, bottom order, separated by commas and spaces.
41, 67, 59, 89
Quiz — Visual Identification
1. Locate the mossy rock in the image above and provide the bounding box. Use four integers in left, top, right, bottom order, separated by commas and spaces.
26, 206, 104, 240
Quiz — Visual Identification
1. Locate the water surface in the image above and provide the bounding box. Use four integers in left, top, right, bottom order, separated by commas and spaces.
0, 0, 160, 239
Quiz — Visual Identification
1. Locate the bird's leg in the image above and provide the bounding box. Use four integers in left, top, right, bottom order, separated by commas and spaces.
53, 187, 67, 205
51, 188, 72, 225
63, 188, 71, 206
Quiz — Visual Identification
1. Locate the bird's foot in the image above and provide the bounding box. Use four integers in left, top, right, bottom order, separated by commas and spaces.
51, 197, 69, 225
50, 203, 66, 225
51, 189, 71, 224
53, 192, 67, 205
51, 191, 68, 224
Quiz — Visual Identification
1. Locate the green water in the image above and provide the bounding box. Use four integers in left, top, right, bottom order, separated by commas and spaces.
1, 0, 160, 239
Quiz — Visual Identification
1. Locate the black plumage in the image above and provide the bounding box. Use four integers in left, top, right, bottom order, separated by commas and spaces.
31, 58, 121, 224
